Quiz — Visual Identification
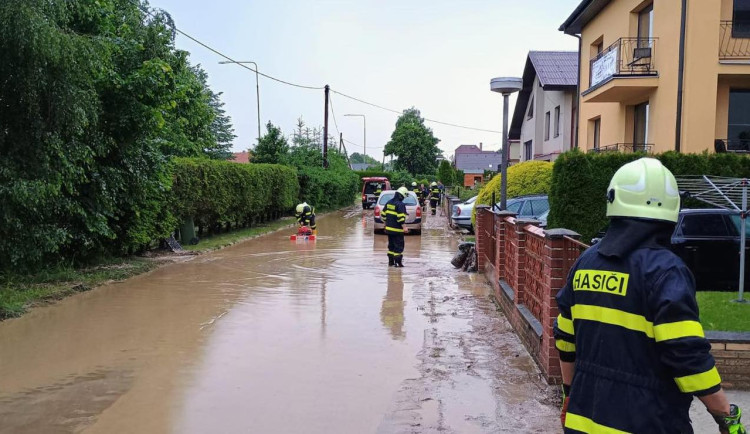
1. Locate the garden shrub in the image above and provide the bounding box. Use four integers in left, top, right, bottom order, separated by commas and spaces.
171, 158, 299, 232
472, 161, 554, 224
298, 166, 359, 211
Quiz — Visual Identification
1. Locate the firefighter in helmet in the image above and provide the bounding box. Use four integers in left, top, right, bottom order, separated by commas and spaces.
295, 202, 316, 235
429, 182, 440, 216
384, 186, 410, 267
554, 158, 745, 433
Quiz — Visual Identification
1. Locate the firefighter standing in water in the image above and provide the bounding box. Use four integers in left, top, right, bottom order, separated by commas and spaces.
428, 182, 441, 215
295, 202, 316, 235
384, 186, 409, 267
554, 158, 745, 434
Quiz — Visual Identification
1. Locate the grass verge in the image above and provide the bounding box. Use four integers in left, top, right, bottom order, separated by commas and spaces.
0, 216, 300, 320
183, 217, 296, 252
0, 258, 160, 320
697, 291, 750, 332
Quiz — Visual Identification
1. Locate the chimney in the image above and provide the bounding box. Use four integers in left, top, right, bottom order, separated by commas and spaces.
479, 142, 483, 151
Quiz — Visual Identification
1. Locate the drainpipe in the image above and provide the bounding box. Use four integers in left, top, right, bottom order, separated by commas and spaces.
566, 34, 583, 150
675, 0, 688, 152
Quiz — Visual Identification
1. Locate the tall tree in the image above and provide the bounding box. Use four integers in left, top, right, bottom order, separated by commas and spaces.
253, 122, 289, 164
349, 153, 380, 165
438, 160, 455, 185
0, 0, 235, 269
384, 108, 441, 175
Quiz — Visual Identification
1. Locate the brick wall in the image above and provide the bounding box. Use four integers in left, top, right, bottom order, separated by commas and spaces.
476, 206, 582, 383
708, 333, 750, 389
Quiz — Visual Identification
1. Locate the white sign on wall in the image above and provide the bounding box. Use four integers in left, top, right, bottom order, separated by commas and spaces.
591, 46, 618, 87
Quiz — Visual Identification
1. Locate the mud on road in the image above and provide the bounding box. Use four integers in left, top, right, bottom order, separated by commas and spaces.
0, 206, 560, 433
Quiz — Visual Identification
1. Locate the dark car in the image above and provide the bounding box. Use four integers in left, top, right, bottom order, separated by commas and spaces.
495, 194, 550, 221
592, 208, 748, 291
671, 208, 748, 291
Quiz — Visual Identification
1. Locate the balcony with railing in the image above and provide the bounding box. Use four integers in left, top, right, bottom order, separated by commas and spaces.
582, 38, 659, 103
588, 143, 654, 154
720, 21, 750, 60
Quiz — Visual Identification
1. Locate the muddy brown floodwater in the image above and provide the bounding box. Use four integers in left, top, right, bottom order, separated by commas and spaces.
0, 207, 560, 433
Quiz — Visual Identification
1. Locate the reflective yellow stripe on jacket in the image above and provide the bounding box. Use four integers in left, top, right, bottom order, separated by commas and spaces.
565, 412, 631, 434
570, 304, 705, 342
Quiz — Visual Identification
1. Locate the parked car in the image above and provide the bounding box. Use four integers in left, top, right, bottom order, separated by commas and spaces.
537, 209, 550, 228
495, 194, 550, 221
451, 196, 478, 232
672, 208, 749, 291
592, 208, 748, 291
373, 190, 422, 235
361, 177, 391, 209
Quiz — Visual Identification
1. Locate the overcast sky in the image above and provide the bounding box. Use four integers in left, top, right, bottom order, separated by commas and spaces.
149, 0, 580, 159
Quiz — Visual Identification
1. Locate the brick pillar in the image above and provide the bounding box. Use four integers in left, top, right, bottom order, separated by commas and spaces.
540, 228, 581, 383
509, 219, 535, 304
493, 211, 516, 283
474, 205, 491, 273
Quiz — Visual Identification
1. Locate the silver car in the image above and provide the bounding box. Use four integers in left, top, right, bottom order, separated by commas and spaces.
451, 196, 478, 232
373, 190, 423, 235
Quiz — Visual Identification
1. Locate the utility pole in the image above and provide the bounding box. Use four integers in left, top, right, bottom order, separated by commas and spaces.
323, 85, 330, 169
340, 136, 352, 169
339, 133, 343, 152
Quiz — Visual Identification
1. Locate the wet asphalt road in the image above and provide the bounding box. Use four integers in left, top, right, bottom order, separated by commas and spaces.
0, 207, 561, 433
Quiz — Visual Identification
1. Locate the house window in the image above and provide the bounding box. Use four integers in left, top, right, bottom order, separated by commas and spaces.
593, 118, 601, 150
734, 0, 750, 38
544, 111, 551, 141
634, 102, 649, 147
554, 106, 561, 138
728, 89, 750, 150
638, 3, 654, 47
524, 141, 532, 160
527, 96, 534, 119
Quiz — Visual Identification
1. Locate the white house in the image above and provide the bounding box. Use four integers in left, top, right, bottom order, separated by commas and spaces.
509, 51, 579, 162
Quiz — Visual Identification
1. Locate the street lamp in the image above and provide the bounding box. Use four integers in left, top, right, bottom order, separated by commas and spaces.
219, 60, 261, 145
490, 77, 523, 210
344, 114, 366, 157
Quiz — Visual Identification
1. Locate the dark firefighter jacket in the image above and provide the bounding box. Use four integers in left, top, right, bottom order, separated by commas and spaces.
554, 219, 720, 434
384, 195, 407, 233
430, 186, 440, 201
295, 205, 315, 228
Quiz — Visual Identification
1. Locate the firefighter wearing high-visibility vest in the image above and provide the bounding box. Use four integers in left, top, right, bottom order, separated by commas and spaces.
384, 186, 409, 267
375, 183, 383, 199
295, 202, 316, 234
554, 158, 745, 434
412, 182, 420, 196
429, 182, 440, 216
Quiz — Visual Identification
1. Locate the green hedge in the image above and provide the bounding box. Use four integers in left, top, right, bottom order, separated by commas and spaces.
549, 150, 750, 241
171, 158, 299, 231
299, 167, 359, 210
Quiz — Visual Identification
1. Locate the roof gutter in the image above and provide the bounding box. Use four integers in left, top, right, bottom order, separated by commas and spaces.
675, 0, 687, 152
559, 0, 595, 34
572, 34, 582, 149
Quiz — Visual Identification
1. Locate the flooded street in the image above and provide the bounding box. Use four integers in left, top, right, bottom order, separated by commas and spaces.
0, 207, 559, 433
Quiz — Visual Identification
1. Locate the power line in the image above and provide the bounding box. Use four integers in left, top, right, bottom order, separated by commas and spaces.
328, 92, 341, 135
344, 139, 382, 150
137, 1, 501, 134
138, 3, 323, 90
330, 89, 503, 134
